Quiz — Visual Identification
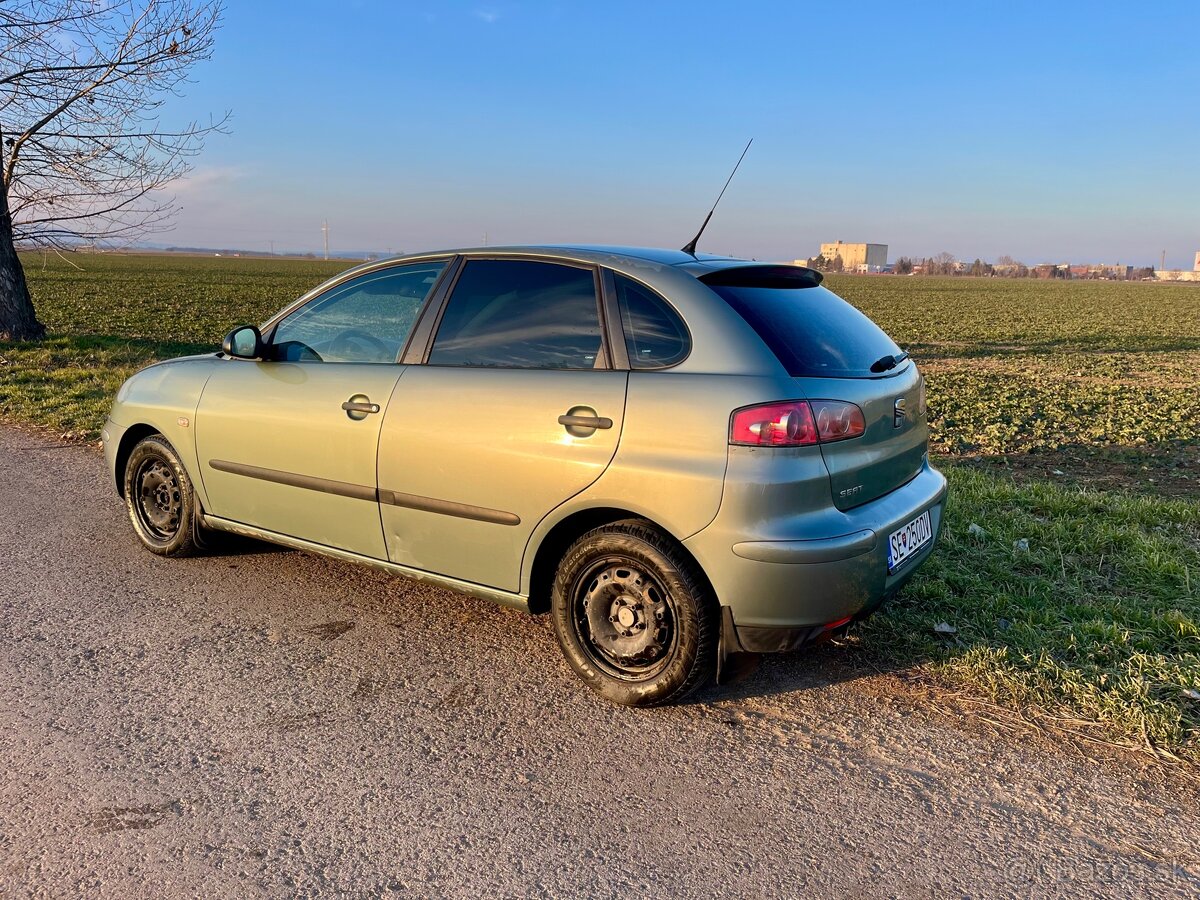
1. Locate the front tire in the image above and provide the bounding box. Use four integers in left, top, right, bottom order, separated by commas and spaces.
550, 520, 718, 706
123, 434, 202, 557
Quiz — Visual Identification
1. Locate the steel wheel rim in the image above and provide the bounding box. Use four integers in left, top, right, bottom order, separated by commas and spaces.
133, 456, 182, 542
571, 555, 677, 681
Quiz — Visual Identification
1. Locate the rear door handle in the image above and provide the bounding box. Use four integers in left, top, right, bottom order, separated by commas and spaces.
558, 414, 612, 429
342, 396, 381, 420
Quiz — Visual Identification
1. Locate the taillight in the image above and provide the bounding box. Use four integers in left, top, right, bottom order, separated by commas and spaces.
729, 402, 817, 446
917, 375, 927, 416
811, 400, 866, 442
729, 400, 864, 447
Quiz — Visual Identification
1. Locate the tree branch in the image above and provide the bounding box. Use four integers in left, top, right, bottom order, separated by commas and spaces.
1, 0, 225, 250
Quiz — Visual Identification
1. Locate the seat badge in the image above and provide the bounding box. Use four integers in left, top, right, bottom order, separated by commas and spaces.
893, 398, 906, 428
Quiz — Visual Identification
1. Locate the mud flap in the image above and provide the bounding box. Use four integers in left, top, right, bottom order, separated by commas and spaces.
192, 496, 211, 551
715, 606, 760, 685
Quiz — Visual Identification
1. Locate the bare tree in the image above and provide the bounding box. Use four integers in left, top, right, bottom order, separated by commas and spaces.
931, 251, 956, 275
0, 0, 225, 340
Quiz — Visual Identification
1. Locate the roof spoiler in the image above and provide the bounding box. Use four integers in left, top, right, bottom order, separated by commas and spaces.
698, 265, 823, 289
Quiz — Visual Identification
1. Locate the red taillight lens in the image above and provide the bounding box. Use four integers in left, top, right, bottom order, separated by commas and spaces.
730, 402, 818, 446
811, 400, 866, 442
730, 400, 864, 447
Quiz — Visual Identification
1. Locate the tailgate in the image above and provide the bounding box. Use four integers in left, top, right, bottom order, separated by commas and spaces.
794, 363, 927, 511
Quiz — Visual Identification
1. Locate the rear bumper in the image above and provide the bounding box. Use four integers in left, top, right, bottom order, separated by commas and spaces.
685, 459, 947, 643
732, 528, 877, 564
720, 605, 857, 654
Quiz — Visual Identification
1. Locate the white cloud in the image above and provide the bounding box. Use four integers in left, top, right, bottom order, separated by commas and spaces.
170, 165, 248, 197
473, 9, 499, 23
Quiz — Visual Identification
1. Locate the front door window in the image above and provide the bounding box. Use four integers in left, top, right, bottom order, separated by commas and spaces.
272, 261, 446, 363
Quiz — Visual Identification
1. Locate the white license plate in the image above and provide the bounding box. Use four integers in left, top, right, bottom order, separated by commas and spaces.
887, 510, 933, 573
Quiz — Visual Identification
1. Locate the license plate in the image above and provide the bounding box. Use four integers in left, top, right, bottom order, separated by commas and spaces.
887, 510, 933, 573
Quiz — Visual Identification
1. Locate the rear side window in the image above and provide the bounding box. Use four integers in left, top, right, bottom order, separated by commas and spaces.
613, 274, 689, 369
704, 272, 902, 378
429, 260, 604, 369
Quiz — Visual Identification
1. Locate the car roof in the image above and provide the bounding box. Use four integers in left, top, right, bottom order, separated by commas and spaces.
330, 245, 816, 289
398, 244, 789, 275
535, 244, 737, 265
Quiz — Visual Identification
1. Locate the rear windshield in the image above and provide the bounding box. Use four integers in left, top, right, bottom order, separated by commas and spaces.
705, 281, 902, 378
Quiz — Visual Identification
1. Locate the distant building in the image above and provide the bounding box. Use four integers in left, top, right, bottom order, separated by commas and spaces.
1153, 251, 1200, 282
812, 241, 888, 273
992, 262, 1025, 276
1069, 263, 1132, 280
1031, 263, 1071, 279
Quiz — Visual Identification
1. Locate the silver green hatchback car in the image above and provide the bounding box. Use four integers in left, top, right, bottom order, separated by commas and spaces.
104, 245, 946, 706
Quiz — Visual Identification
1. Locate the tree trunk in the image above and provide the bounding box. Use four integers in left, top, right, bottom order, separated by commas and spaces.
0, 178, 45, 342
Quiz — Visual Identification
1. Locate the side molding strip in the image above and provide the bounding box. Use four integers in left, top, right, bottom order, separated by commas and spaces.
207, 459, 520, 526
208, 459, 377, 502
378, 489, 520, 526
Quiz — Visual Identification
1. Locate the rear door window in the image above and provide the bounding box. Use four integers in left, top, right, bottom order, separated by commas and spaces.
702, 268, 902, 378
613, 274, 690, 369
428, 260, 605, 369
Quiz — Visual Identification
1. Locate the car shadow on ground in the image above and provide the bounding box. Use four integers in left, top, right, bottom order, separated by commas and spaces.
689, 636, 915, 707
197, 533, 920, 704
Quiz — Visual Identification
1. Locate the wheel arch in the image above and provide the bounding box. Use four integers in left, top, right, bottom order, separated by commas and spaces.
524, 506, 716, 615
113, 423, 162, 497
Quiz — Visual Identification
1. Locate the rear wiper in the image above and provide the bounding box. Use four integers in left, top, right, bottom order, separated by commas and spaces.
870, 352, 909, 373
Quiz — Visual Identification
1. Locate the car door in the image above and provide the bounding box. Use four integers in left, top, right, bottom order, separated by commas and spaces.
195, 259, 449, 558
377, 257, 628, 591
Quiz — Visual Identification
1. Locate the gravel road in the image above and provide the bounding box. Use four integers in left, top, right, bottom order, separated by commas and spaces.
1, 424, 1197, 898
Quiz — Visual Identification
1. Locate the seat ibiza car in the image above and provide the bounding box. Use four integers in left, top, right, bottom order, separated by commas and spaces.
104, 246, 946, 706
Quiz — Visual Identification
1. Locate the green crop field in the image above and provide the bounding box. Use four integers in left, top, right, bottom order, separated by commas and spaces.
2, 253, 1198, 759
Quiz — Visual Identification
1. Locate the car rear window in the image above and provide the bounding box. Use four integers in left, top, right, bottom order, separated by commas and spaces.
701, 268, 902, 378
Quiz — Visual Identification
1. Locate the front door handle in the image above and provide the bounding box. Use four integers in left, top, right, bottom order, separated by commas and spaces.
342, 395, 380, 420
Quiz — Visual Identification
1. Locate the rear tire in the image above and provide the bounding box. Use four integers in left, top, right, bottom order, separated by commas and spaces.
123, 434, 203, 557
550, 519, 718, 706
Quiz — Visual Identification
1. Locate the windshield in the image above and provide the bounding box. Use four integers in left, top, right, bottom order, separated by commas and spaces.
706, 282, 903, 378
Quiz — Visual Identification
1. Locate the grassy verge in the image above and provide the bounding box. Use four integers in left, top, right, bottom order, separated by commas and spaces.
865, 465, 1199, 758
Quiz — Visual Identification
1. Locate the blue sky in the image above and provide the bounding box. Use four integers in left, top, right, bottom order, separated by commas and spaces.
163, 1, 1200, 267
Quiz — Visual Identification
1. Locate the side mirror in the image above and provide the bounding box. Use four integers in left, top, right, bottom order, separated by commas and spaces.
222, 325, 264, 359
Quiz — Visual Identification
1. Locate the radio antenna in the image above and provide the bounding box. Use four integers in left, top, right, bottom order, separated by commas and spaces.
681, 138, 753, 256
